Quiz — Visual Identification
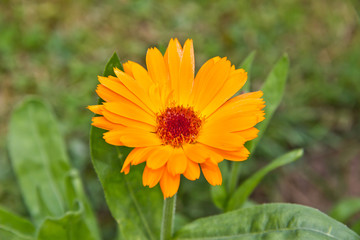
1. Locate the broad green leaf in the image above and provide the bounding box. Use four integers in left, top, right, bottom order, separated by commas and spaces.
249, 54, 289, 153
8, 98, 70, 221
90, 122, 163, 240
37, 202, 95, 240
174, 203, 360, 240
174, 214, 190, 234
90, 54, 163, 240
329, 198, 360, 223
0, 207, 35, 240
226, 149, 303, 212
8, 97, 100, 239
238, 50, 256, 93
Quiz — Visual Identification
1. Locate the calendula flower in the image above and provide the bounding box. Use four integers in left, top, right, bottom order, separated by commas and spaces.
89, 38, 265, 198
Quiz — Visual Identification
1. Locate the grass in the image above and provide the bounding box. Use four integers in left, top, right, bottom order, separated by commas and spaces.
1, 0, 360, 238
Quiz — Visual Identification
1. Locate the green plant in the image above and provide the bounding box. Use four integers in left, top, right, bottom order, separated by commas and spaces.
2, 52, 359, 240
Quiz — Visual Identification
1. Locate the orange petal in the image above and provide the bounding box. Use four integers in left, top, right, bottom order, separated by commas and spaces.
183, 160, 200, 181
236, 90, 263, 99
189, 57, 216, 105
113, 68, 159, 112
235, 127, 259, 141
103, 129, 162, 147
164, 38, 182, 102
203, 108, 265, 134
202, 69, 248, 116
126, 61, 153, 88
104, 101, 155, 126
183, 143, 222, 163
201, 161, 222, 186
96, 84, 122, 102
146, 47, 169, 86
146, 145, 173, 169
88, 105, 104, 115
102, 109, 154, 132
208, 93, 265, 121
123, 150, 166, 176
160, 170, 180, 198
121, 147, 157, 173
207, 145, 250, 162
98, 75, 153, 115
91, 116, 124, 130
122, 61, 134, 78
122, 165, 130, 175
148, 83, 164, 110
178, 39, 195, 105
143, 166, 165, 188
132, 147, 159, 165
167, 148, 188, 175
192, 57, 231, 112
121, 149, 136, 173
197, 131, 246, 151
102, 131, 123, 146
164, 38, 183, 59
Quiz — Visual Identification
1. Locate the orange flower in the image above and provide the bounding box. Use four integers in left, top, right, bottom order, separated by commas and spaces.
89, 38, 265, 198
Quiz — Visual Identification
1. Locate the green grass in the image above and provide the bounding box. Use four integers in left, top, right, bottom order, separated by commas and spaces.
1, 0, 360, 239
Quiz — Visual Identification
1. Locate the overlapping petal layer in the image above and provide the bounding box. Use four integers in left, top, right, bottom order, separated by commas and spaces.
89, 38, 265, 198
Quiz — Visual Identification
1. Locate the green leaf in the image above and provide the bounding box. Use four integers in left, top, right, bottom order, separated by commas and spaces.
90, 124, 163, 240
103, 52, 123, 77
239, 50, 256, 93
37, 202, 96, 240
8, 97, 100, 239
329, 198, 360, 223
249, 54, 289, 153
90, 54, 163, 240
226, 149, 303, 212
0, 206, 35, 240
8, 98, 70, 221
174, 203, 360, 240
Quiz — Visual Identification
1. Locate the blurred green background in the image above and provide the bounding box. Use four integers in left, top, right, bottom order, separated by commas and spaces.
1, 0, 359, 239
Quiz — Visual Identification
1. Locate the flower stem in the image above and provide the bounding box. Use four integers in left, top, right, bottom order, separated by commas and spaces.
160, 194, 177, 240
228, 162, 241, 194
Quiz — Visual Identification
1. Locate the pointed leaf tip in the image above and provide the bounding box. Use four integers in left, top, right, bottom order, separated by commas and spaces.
103, 52, 122, 77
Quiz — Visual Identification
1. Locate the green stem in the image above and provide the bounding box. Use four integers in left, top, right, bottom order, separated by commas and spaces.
228, 141, 253, 194
160, 194, 177, 240
228, 162, 241, 194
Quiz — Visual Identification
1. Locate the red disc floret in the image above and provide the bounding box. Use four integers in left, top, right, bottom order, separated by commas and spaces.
156, 106, 202, 147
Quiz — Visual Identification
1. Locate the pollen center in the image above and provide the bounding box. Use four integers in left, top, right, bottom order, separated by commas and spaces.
156, 106, 202, 148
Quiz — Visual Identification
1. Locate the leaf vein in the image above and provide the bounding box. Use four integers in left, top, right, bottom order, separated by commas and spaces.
116, 147, 155, 240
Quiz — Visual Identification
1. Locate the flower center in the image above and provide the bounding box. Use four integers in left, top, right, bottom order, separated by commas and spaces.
156, 106, 202, 148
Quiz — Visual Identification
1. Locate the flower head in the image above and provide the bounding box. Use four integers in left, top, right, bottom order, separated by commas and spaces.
89, 38, 265, 198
